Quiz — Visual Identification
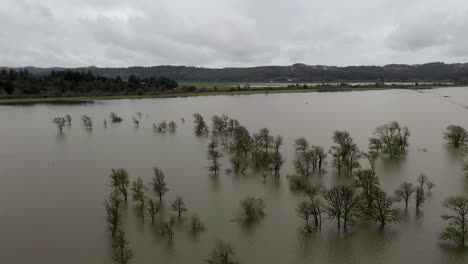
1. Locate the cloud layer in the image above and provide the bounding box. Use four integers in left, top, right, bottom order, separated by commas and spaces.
1, 0, 468, 67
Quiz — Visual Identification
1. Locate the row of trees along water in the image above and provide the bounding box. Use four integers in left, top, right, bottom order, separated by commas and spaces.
51, 113, 468, 264
0, 68, 178, 96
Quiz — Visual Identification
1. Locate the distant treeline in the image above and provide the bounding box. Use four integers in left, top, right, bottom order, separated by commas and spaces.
0, 68, 178, 98
7, 62, 468, 82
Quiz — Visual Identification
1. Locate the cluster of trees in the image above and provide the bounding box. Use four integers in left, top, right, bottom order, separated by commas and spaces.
153, 120, 177, 133
295, 171, 436, 233
195, 113, 285, 180
88, 114, 468, 254
105, 166, 261, 263
0, 68, 178, 97
14, 62, 468, 82
53, 112, 127, 133
53, 112, 181, 134
104, 167, 209, 263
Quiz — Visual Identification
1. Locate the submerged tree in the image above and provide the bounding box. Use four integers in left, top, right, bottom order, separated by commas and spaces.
151, 167, 169, 202
205, 240, 237, 264
132, 117, 139, 127
168, 121, 177, 132
353, 169, 380, 213
171, 195, 188, 219
53, 117, 66, 133
330, 131, 361, 175
110, 169, 130, 201
417, 173, 428, 193
259, 128, 274, 153
426, 180, 435, 192
81, 115, 93, 129
415, 186, 425, 211
440, 196, 468, 247
369, 188, 398, 227
240, 197, 265, 221
193, 113, 209, 135
190, 215, 206, 233
368, 137, 382, 155
131, 177, 147, 222
394, 182, 415, 209
208, 137, 222, 176
297, 200, 314, 233
158, 217, 175, 241
443, 125, 468, 147
112, 229, 133, 264
105, 192, 122, 237
373, 122, 410, 159
146, 199, 160, 223
65, 114, 72, 125
363, 151, 378, 173
270, 151, 285, 177
312, 146, 327, 172
324, 185, 360, 231
110, 112, 123, 123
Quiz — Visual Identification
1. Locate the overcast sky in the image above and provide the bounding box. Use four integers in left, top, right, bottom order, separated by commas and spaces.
1, 0, 468, 68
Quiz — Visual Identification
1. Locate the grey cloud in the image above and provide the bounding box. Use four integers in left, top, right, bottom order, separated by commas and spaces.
1, 0, 468, 67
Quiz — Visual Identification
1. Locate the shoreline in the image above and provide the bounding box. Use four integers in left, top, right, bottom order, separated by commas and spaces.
0, 85, 463, 105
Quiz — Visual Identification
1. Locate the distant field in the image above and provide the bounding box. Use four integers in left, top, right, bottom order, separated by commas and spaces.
179, 82, 244, 90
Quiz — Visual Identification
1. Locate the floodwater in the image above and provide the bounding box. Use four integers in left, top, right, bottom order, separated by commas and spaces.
1, 88, 468, 264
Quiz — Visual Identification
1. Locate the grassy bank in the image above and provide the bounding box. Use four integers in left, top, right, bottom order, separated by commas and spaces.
0, 85, 460, 105
0, 89, 320, 104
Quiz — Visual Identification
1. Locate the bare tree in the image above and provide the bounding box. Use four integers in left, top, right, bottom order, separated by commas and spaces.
297, 200, 314, 233
415, 186, 425, 211
353, 169, 380, 213
324, 185, 360, 231
151, 167, 169, 202
312, 146, 327, 171
205, 240, 237, 264
368, 137, 382, 155
240, 197, 265, 221
105, 192, 122, 237
157, 217, 175, 241
110, 112, 123, 123
131, 177, 147, 222
81, 115, 93, 129
132, 117, 139, 127
110, 169, 130, 201
294, 137, 309, 152
53, 117, 66, 133
208, 137, 222, 176
369, 188, 398, 227
193, 113, 209, 135
190, 215, 206, 233
168, 121, 177, 132
259, 128, 273, 153
373, 122, 410, 159
363, 151, 378, 173
270, 151, 285, 177
417, 173, 428, 192
426, 181, 435, 192
112, 229, 133, 264
171, 195, 187, 219
440, 195, 468, 247
65, 114, 72, 125
443, 125, 468, 147
394, 182, 415, 209
146, 199, 160, 223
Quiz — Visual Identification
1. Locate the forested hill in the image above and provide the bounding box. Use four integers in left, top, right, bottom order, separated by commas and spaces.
9, 62, 468, 82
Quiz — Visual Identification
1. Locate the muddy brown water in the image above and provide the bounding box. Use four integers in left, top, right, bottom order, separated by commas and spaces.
1, 88, 468, 264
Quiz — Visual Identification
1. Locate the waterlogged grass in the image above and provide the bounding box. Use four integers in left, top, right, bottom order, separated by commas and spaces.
0, 89, 319, 104
179, 82, 241, 90
0, 85, 456, 105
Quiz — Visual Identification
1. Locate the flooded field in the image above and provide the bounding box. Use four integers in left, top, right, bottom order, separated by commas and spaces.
1, 88, 468, 264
